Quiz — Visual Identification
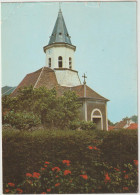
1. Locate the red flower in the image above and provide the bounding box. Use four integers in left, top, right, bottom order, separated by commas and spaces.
114, 168, 120, 171
52, 167, 60, 172
80, 174, 88, 180
62, 160, 71, 166
123, 187, 128, 190
41, 192, 46, 194
133, 160, 138, 166
55, 183, 60, 187
123, 170, 126, 173
47, 189, 51, 192
44, 165, 48, 168
104, 173, 111, 183
64, 170, 71, 176
41, 168, 45, 171
26, 173, 32, 177
32, 172, 40, 179
8, 183, 15, 187
93, 146, 100, 151
45, 161, 50, 164
5, 189, 9, 193
88, 146, 93, 150
16, 188, 23, 194
124, 174, 129, 179
62, 160, 70, 164
56, 175, 59, 178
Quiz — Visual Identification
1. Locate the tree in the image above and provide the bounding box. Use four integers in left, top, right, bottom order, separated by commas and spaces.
108, 119, 114, 126
122, 117, 129, 121
131, 115, 138, 123
2, 86, 80, 129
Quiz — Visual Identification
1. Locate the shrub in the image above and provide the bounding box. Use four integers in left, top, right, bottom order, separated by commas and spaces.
69, 121, 81, 130
4, 159, 138, 194
3, 111, 41, 130
69, 121, 97, 130
100, 129, 138, 166
80, 121, 96, 130
3, 129, 138, 193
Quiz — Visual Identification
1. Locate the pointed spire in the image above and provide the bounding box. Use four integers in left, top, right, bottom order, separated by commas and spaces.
48, 9, 72, 45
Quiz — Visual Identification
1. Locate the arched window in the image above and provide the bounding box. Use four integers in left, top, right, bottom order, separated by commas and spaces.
48, 58, 51, 67
69, 57, 72, 69
58, 56, 63, 68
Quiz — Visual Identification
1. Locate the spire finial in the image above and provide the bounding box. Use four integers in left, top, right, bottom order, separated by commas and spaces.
59, 2, 62, 12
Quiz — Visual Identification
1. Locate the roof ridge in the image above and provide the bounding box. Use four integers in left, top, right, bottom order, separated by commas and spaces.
33, 67, 45, 89
86, 85, 109, 101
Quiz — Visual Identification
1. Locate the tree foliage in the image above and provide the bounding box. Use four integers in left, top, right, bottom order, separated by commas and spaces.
2, 86, 80, 129
108, 119, 114, 126
122, 115, 138, 123
131, 115, 138, 123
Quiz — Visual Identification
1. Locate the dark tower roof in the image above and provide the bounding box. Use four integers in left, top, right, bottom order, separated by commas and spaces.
48, 9, 72, 45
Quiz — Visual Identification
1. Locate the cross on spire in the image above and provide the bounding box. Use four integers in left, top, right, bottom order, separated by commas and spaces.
59, 2, 62, 12
82, 73, 87, 85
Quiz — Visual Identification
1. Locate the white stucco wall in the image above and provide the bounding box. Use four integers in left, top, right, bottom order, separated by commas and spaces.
54, 69, 81, 87
45, 46, 75, 70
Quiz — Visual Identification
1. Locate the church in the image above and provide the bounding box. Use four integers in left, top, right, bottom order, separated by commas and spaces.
11, 9, 109, 130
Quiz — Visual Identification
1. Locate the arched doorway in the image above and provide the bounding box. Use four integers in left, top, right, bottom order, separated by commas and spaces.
91, 109, 103, 130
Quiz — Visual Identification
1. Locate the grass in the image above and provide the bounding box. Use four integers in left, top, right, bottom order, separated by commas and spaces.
2, 128, 138, 192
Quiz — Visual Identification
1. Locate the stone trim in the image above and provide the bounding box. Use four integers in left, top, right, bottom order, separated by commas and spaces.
79, 97, 108, 102
33, 67, 45, 89
54, 68, 78, 73
43, 43, 76, 53
91, 108, 103, 130
105, 102, 108, 131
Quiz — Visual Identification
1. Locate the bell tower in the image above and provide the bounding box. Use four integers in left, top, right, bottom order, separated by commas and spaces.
43, 9, 81, 87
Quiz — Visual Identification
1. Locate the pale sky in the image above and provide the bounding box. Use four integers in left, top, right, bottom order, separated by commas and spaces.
1, 1, 137, 123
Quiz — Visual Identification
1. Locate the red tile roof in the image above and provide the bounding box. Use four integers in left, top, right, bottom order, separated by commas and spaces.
11, 67, 108, 102
127, 123, 138, 130
11, 67, 59, 97
108, 126, 115, 131
71, 85, 109, 101
114, 120, 128, 129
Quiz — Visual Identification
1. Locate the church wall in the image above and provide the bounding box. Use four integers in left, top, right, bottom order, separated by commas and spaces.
78, 99, 108, 130
78, 102, 85, 120
54, 69, 81, 87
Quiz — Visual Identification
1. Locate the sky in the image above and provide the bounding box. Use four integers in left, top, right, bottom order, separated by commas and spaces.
1, 1, 137, 123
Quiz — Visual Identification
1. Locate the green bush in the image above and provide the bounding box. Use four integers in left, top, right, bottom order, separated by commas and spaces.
4, 111, 41, 130
80, 121, 96, 130
2, 129, 138, 193
69, 121, 81, 130
4, 159, 138, 194
69, 121, 96, 130
100, 129, 138, 166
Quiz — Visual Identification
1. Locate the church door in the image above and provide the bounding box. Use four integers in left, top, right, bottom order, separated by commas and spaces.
91, 109, 103, 130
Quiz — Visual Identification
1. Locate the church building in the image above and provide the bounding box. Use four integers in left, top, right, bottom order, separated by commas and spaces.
11, 9, 109, 130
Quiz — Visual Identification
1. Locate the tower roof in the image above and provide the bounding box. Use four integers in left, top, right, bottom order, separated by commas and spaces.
48, 9, 72, 45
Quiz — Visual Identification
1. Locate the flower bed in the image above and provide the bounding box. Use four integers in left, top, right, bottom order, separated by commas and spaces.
4, 159, 138, 194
